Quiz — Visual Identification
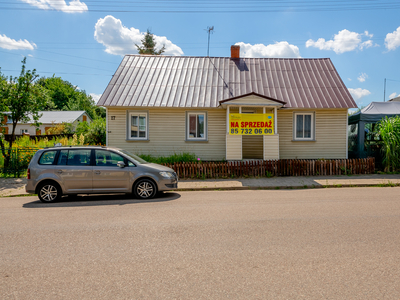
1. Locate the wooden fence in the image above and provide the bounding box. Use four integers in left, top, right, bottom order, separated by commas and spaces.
164, 158, 375, 179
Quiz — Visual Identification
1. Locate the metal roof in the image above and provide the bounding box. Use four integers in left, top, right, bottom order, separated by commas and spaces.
98, 55, 357, 109
14, 111, 89, 124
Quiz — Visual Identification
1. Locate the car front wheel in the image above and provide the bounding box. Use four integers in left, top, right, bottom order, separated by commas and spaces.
38, 182, 62, 203
134, 179, 157, 199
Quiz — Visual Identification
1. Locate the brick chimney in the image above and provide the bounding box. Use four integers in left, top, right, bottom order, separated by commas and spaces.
231, 45, 240, 58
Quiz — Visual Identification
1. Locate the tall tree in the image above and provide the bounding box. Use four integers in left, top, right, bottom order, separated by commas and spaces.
36, 75, 105, 119
136, 29, 165, 55
0, 58, 49, 167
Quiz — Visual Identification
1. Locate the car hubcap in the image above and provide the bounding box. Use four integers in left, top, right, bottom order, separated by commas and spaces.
137, 182, 154, 198
40, 185, 58, 202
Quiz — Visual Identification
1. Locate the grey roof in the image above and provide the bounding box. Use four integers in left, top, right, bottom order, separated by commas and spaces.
18, 111, 88, 124
389, 95, 400, 102
349, 101, 400, 124
98, 55, 357, 109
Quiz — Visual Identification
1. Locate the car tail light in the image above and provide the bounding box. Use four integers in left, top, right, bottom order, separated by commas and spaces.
27, 168, 30, 179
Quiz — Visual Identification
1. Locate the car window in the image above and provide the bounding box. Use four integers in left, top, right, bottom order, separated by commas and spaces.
57, 150, 68, 165
95, 150, 125, 167
39, 150, 57, 165
56, 149, 91, 166
67, 149, 91, 166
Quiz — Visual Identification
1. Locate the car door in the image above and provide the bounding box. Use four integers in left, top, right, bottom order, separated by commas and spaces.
92, 149, 131, 193
55, 149, 93, 193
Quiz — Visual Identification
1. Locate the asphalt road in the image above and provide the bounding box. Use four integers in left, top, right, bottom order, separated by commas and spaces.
1, 187, 400, 300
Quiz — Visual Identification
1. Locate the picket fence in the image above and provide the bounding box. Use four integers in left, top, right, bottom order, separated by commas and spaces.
163, 158, 375, 179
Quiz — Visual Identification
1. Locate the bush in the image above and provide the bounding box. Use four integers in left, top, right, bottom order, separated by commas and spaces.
84, 118, 106, 145
138, 152, 196, 164
378, 116, 400, 172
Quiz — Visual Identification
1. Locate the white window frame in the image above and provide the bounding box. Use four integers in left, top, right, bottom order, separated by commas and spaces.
186, 112, 207, 141
127, 111, 149, 140
293, 112, 315, 141
20, 129, 29, 134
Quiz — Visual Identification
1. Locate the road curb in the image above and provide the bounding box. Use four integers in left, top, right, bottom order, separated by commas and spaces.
1, 182, 399, 198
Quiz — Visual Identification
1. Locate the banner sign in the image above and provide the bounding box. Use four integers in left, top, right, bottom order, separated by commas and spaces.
229, 113, 274, 135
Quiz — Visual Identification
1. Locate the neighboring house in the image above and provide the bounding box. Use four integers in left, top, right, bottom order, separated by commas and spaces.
1, 111, 91, 135
389, 96, 400, 102
97, 45, 357, 161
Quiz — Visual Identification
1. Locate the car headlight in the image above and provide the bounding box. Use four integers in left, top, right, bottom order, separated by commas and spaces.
159, 171, 174, 179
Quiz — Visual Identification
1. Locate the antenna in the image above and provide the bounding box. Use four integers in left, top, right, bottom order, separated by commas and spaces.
206, 26, 214, 57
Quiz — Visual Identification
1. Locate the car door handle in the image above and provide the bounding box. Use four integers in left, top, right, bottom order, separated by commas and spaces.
95, 171, 101, 175
57, 170, 63, 174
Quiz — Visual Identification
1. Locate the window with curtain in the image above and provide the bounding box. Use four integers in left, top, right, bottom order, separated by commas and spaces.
129, 112, 148, 140
187, 112, 206, 140
294, 113, 314, 140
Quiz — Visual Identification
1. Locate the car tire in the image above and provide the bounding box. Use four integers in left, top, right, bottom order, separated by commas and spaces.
133, 179, 157, 199
38, 181, 62, 203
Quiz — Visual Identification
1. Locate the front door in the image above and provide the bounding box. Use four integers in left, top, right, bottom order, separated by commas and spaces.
92, 149, 131, 193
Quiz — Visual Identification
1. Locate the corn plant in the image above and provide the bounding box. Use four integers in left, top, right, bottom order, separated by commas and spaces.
378, 116, 400, 172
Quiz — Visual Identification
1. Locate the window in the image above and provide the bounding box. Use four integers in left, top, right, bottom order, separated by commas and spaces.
39, 151, 57, 165
128, 112, 148, 140
57, 149, 91, 166
187, 112, 206, 141
294, 113, 314, 140
95, 150, 125, 167
21, 129, 28, 134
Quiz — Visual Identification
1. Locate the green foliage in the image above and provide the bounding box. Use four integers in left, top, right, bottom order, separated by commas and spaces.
36, 75, 105, 120
136, 29, 165, 55
138, 152, 196, 164
75, 120, 90, 136
377, 116, 400, 172
84, 118, 106, 145
0, 58, 50, 168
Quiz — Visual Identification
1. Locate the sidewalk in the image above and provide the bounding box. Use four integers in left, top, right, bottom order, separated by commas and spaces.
1, 174, 400, 198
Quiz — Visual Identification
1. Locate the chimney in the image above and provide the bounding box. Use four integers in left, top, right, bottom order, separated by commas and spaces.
231, 45, 240, 59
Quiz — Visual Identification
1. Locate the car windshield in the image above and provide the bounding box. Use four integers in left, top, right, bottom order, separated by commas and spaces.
119, 150, 148, 164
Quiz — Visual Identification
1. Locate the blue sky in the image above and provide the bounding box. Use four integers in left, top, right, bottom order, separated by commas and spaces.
0, 0, 399, 109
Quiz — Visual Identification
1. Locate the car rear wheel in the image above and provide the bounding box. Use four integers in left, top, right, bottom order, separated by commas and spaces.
134, 179, 157, 199
38, 182, 62, 203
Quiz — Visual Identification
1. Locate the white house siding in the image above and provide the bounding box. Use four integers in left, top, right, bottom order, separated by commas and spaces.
277, 109, 348, 159
263, 134, 279, 160
107, 107, 227, 161
108, 107, 348, 160
226, 135, 242, 160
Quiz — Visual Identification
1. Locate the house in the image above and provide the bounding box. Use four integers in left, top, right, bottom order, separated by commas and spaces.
97, 45, 357, 161
1, 111, 91, 135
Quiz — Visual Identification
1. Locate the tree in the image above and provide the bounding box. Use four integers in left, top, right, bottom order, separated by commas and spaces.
136, 29, 165, 55
0, 58, 49, 168
36, 76, 105, 120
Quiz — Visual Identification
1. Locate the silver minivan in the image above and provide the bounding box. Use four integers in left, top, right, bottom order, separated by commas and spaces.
26, 146, 178, 203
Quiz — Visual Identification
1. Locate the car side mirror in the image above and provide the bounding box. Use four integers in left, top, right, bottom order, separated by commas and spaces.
117, 161, 126, 168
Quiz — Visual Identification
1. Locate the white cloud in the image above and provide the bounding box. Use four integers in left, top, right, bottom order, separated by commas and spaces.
90, 93, 102, 103
0, 34, 36, 50
348, 88, 371, 100
306, 29, 375, 54
385, 26, 400, 51
20, 0, 88, 13
357, 73, 368, 83
389, 92, 398, 99
348, 78, 352, 81
94, 15, 183, 56
235, 41, 301, 58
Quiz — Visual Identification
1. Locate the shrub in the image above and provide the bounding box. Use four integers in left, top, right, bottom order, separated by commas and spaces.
84, 118, 106, 145
378, 116, 400, 172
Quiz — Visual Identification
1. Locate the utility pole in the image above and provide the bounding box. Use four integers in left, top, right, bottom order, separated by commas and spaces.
384, 78, 386, 102
206, 26, 214, 57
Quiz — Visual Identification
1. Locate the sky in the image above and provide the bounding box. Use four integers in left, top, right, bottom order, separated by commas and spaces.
0, 0, 399, 110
